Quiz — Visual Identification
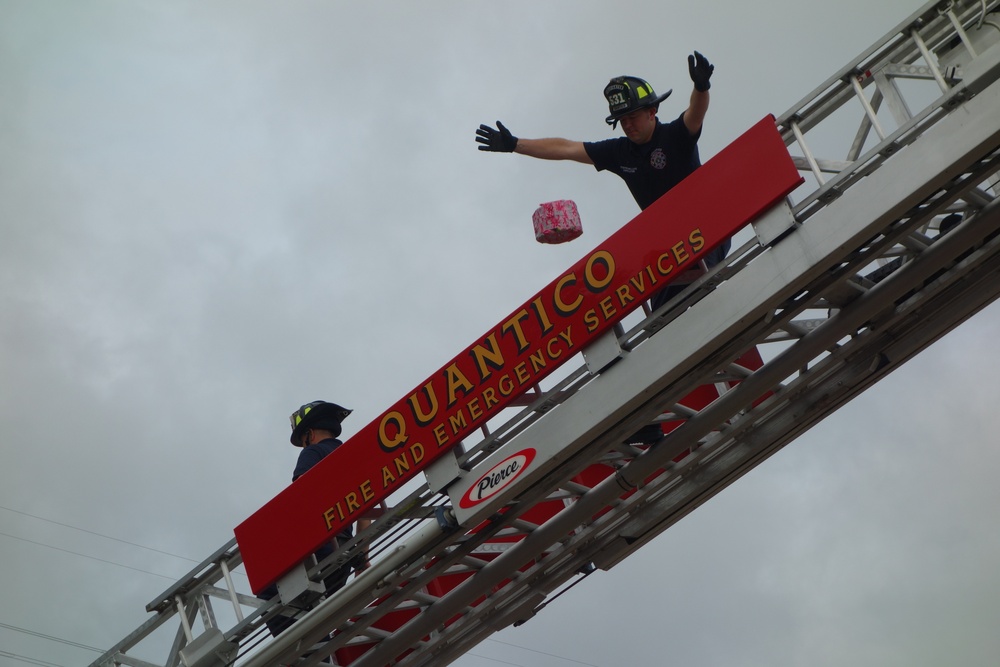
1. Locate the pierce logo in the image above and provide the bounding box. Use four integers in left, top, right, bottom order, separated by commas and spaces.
459, 449, 536, 509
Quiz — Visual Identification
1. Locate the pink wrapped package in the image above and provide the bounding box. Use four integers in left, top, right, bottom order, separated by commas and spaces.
532, 200, 582, 244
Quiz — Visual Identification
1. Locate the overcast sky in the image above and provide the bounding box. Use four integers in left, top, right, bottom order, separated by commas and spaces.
3, 1, 1000, 666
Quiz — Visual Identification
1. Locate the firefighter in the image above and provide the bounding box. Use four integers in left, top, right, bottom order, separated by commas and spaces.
476, 51, 722, 315
258, 401, 371, 637
478, 53, 718, 446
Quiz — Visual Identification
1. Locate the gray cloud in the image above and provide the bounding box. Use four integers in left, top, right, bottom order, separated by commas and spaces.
3, 1, 998, 666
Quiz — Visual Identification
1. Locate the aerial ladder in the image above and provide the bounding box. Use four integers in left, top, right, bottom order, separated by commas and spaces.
91, 1, 1000, 665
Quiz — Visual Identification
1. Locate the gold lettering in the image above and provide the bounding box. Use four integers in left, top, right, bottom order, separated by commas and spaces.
529, 348, 547, 373
559, 327, 573, 348
584, 250, 615, 292
323, 505, 344, 531
554, 273, 583, 316
378, 411, 408, 451
514, 361, 530, 385
394, 451, 412, 476
689, 228, 705, 253
584, 308, 600, 333
616, 283, 636, 307
448, 411, 468, 434
445, 363, 474, 407
671, 241, 690, 266
345, 492, 360, 513
468, 397, 483, 421
546, 336, 563, 360
360, 479, 374, 502
656, 252, 675, 277
407, 381, 439, 426
600, 295, 616, 319
483, 386, 500, 409
502, 309, 532, 353
471, 333, 505, 382
433, 423, 448, 446
531, 296, 555, 335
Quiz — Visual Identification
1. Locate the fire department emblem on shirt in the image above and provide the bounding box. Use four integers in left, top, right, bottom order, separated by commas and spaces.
650, 148, 667, 170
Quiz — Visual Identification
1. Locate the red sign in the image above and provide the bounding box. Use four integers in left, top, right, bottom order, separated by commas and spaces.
235, 116, 803, 593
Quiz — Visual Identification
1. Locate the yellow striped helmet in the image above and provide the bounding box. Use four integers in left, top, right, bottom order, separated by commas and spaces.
604, 75, 672, 127
289, 400, 352, 446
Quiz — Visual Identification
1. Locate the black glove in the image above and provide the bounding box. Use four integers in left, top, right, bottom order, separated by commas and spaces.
476, 121, 518, 152
688, 51, 714, 92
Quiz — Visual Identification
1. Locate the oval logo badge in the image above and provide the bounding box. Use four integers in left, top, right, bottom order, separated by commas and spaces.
459, 448, 536, 509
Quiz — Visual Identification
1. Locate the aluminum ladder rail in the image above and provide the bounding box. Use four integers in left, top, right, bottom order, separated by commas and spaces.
88, 1, 1000, 665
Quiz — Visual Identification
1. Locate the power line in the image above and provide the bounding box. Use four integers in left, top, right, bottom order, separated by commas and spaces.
0, 513, 594, 667
0, 649, 65, 667
484, 638, 601, 667
0, 505, 200, 564
0, 530, 177, 581
463, 652, 527, 667
0, 622, 104, 653
0, 505, 247, 580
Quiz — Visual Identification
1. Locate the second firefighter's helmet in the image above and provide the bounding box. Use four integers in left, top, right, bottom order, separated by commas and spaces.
289, 400, 352, 446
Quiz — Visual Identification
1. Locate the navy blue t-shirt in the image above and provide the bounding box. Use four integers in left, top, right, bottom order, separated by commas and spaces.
294, 438, 352, 540
583, 113, 701, 210
293, 437, 342, 480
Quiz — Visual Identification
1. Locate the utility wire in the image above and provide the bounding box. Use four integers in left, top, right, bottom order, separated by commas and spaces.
463, 652, 527, 667
0, 505, 247, 579
0, 649, 66, 667
0, 622, 104, 653
485, 638, 601, 667
0, 505, 200, 563
0, 530, 176, 581
0, 512, 596, 667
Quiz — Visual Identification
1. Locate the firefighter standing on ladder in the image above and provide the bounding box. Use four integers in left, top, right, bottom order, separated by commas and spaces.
477, 52, 718, 445
256, 401, 372, 638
